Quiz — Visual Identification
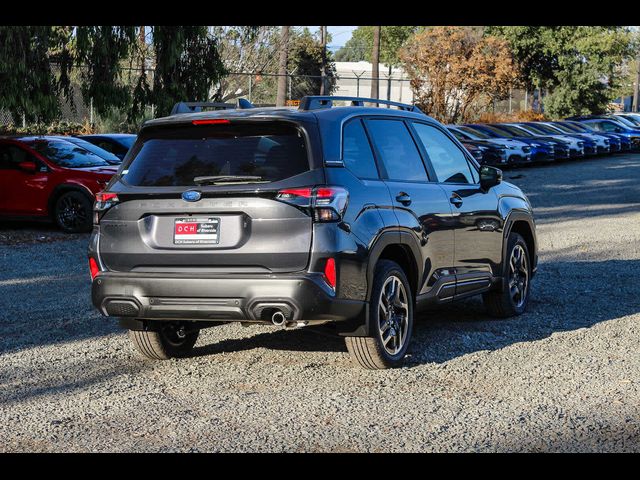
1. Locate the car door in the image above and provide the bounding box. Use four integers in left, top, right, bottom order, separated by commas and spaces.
0, 143, 50, 216
363, 117, 456, 301
410, 121, 503, 297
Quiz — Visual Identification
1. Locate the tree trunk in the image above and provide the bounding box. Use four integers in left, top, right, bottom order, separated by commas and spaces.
370, 26, 381, 99
633, 56, 640, 112
276, 26, 290, 107
320, 26, 327, 95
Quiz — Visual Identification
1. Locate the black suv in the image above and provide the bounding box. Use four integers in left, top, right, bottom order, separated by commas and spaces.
89, 96, 537, 369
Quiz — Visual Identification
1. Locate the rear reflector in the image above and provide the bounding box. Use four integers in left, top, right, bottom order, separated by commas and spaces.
192, 119, 231, 125
89, 258, 100, 280
324, 258, 336, 289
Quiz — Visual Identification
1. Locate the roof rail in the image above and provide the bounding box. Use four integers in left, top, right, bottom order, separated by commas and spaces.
298, 96, 423, 114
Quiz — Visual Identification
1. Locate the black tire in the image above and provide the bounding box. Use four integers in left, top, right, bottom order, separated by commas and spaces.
483, 232, 531, 318
128, 323, 199, 360
53, 191, 93, 233
345, 260, 414, 369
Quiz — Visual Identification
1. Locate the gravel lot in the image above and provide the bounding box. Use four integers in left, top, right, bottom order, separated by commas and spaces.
1, 154, 639, 452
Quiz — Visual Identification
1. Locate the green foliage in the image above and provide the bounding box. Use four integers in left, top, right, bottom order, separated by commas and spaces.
486, 26, 637, 118
0, 26, 72, 123
148, 26, 227, 117
288, 28, 337, 98
0, 120, 90, 135
335, 26, 422, 66
74, 26, 137, 116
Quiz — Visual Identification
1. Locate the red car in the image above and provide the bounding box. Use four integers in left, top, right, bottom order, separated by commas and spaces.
0, 136, 118, 232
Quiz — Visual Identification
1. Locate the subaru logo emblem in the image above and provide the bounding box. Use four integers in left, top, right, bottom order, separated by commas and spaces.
182, 190, 202, 202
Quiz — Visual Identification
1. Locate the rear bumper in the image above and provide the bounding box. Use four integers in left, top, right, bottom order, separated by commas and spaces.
91, 271, 367, 334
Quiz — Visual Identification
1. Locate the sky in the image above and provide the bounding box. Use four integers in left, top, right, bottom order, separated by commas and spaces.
304, 26, 357, 50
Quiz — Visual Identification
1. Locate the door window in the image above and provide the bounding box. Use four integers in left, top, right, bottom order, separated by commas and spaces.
0, 145, 28, 169
365, 119, 428, 182
412, 123, 478, 184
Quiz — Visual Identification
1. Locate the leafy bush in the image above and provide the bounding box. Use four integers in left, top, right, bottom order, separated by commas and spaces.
476, 111, 547, 124
0, 120, 94, 135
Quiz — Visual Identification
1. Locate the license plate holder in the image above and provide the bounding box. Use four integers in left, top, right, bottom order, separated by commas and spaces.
174, 217, 220, 245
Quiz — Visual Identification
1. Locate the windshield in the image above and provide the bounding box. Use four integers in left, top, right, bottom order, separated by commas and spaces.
522, 123, 554, 135
548, 123, 576, 134
28, 140, 111, 168
460, 126, 497, 139
63, 138, 121, 163
123, 122, 310, 187
494, 124, 531, 138
565, 122, 592, 133
609, 116, 636, 128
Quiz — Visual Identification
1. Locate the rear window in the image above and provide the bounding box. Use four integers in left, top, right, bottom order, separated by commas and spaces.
28, 140, 110, 168
123, 122, 309, 187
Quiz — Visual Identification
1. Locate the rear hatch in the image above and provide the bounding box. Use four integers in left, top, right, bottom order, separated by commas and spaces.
98, 119, 322, 274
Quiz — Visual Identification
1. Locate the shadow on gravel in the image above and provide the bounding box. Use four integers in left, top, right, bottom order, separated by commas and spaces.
190, 258, 640, 367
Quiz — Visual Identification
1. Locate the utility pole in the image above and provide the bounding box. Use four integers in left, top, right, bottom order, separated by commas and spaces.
276, 26, 290, 107
320, 26, 327, 95
386, 64, 392, 107
633, 54, 640, 112
370, 26, 381, 100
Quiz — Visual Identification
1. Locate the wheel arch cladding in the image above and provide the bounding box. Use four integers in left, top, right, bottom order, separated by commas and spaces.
509, 219, 536, 269
375, 243, 419, 300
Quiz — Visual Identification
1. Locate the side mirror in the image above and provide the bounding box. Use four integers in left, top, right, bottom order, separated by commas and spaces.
17, 160, 37, 173
480, 165, 502, 191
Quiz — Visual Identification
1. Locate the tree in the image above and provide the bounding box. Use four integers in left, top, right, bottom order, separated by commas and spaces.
486, 26, 636, 117
400, 26, 519, 123
370, 26, 381, 99
276, 26, 290, 107
335, 26, 420, 66
287, 28, 337, 99
210, 26, 280, 102
0, 26, 72, 122
147, 26, 226, 117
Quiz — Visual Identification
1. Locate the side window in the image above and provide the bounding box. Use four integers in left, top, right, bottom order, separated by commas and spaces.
412, 122, 478, 184
365, 119, 428, 182
342, 119, 379, 179
97, 141, 114, 153
0, 145, 27, 170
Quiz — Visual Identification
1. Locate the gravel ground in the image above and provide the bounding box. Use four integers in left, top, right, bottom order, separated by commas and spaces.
0, 154, 639, 452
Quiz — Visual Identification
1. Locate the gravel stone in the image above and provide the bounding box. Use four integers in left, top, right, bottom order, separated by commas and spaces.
0, 154, 638, 452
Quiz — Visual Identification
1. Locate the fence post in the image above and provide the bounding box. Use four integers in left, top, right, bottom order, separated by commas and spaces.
524, 90, 528, 112
22, 113, 26, 129
248, 75, 253, 102
90, 98, 94, 125
508, 88, 512, 114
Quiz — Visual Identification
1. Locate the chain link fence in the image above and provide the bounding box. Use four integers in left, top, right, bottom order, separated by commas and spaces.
0, 65, 535, 129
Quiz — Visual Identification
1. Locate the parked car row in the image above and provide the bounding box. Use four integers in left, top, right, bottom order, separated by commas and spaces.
449, 115, 640, 167
0, 134, 135, 232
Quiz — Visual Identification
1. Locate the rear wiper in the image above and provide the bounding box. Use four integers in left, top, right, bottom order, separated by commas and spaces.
193, 175, 265, 185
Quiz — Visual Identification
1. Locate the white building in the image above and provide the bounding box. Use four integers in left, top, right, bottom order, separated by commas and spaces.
333, 61, 414, 104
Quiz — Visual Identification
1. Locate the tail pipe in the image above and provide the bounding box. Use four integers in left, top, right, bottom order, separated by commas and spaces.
271, 310, 286, 327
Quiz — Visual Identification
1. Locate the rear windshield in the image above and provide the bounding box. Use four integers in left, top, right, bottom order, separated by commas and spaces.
122, 122, 309, 187
28, 140, 111, 168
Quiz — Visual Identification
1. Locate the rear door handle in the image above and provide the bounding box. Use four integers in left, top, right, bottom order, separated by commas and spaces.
450, 195, 463, 208
395, 192, 412, 206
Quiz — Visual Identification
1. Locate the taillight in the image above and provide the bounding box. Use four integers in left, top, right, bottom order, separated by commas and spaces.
323, 258, 336, 290
94, 191, 119, 225
276, 186, 348, 222
89, 257, 100, 280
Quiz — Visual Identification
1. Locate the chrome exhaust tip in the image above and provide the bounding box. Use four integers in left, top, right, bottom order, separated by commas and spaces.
271, 311, 286, 327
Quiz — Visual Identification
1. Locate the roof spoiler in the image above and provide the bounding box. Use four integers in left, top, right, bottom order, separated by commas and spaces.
170, 98, 255, 115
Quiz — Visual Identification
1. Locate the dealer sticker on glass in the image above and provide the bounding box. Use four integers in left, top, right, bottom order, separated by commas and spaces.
174, 217, 219, 245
